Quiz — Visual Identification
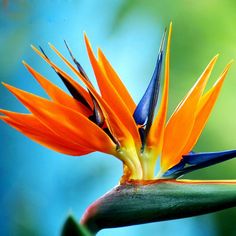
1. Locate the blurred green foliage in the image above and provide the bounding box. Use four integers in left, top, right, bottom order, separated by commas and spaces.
0, 0, 32, 78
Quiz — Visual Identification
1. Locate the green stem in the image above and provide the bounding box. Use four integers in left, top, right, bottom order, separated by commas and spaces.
81, 179, 236, 232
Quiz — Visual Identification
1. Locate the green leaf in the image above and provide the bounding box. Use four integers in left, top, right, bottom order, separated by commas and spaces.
61, 215, 93, 236
81, 179, 236, 233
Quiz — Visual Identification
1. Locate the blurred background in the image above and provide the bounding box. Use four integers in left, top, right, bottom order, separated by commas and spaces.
1, 0, 236, 235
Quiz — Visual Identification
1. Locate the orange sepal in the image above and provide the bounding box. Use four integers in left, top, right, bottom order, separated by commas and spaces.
83, 35, 140, 145
3, 83, 116, 154
97, 48, 136, 113
31, 45, 94, 109
0, 112, 93, 156
23, 61, 91, 116
161, 54, 218, 171
47, 42, 138, 146
181, 61, 233, 155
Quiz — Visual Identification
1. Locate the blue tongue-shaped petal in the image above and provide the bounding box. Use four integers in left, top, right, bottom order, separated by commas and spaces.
163, 150, 236, 178
133, 30, 166, 146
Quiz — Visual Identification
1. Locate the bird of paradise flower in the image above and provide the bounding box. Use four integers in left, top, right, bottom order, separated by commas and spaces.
1, 23, 236, 235
1, 23, 235, 182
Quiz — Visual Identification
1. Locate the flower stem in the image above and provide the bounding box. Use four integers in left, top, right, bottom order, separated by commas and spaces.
81, 179, 236, 232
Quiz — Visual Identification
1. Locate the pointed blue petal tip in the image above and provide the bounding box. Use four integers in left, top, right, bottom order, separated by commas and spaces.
163, 150, 236, 178
133, 30, 166, 146
133, 51, 163, 125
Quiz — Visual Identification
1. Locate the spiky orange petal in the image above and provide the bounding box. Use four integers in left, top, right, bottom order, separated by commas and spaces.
46, 42, 137, 146
83, 35, 140, 145
31, 45, 94, 109
23, 61, 92, 116
181, 61, 232, 155
0, 113, 93, 155
161, 54, 218, 171
97, 48, 136, 113
3, 83, 116, 154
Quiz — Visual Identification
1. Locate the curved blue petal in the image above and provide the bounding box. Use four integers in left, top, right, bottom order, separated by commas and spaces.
163, 150, 236, 178
64, 40, 91, 82
183, 150, 236, 165
162, 160, 185, 177
133, 31, 166, 127
133, 51, 163, 125
133, 30, 166, 147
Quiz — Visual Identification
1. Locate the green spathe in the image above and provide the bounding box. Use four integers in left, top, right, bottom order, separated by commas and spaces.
81, 179, 236, 233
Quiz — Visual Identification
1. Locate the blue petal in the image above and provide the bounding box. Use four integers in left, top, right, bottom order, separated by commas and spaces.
163, 150, 236, 178
133, 30, 166, 147
133, 52, 162, 125
162, 160, 185, 177
64, 40, 91, 82
133, 31, 166, 127
183, 150, 236, 166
